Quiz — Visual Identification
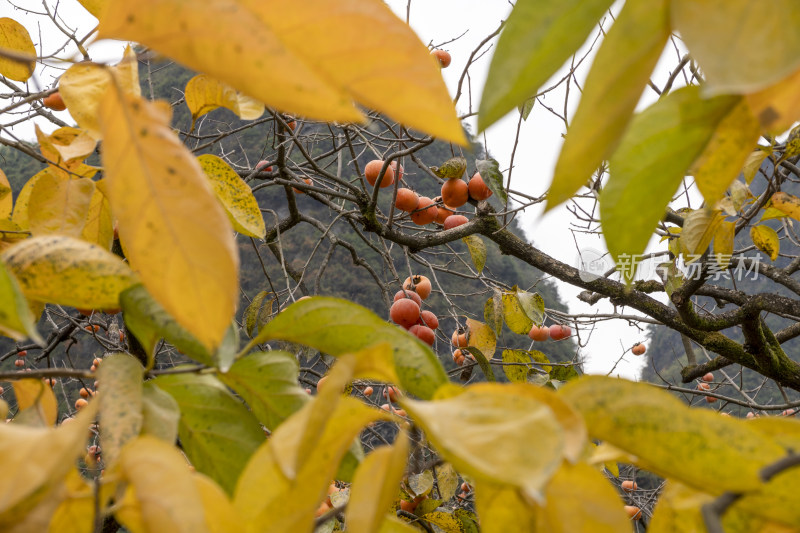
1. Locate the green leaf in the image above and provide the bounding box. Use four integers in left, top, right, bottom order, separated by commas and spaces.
217, 351, 310, 431
501, 290, 533, 335
547, 0, 670, 211
120, 284, 212, 368
214, 321, 239, 373
464, 346, 496, 382
0, 260, 42, 345
672, 0, 800, 94
501, 349, 530, 383
599, 86, 739, 276
430, 157, 467, 179
691, 99, 761, 204
559, 375, 786, 493
197, 154, 266, 238
248, 297, 448, 400
462, 235, 486, 274
140, 382, 180, 444
483, 291, 503, 338
152, 372, 264, 496
475, 159, 507, 204
519, 97, 535, 120
97, 353, 144, 466
478, 0, 615, 130
516, 291, 545, 327
750, 224, 780, 261
550, 364, 579, 382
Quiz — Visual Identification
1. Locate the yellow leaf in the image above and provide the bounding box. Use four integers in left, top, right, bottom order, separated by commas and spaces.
713, 220, 735, 269
98, 0, 466, 144
0, 18, 35, 82
47, 469, 98, 533
537, 462, 630, 532
58, 45, 141, 139
346, 433, 410, 533
76, 0, 108, 19
194, 473, 245, 533
1, 235, 137, 309
430, 157, 467, 179
28, 173, 95, 238
234, 396, 386, 532
401, 383, 565, 500
465, 318, 496, 359
98, 353, 144, 466
474, 481, 538, 533
421, 511, 465, 533
11, 169, 47, 231
0, 259, 42, 344
0, 169, 11, 219
559, 376, 786, 493
117, 436, 209, 533
80, 184, 114, 249
691, 99, 761, 204
750, 224, 780, 261
0, 398, 98, 526
98, 89, 238, 352
747, 66, 800, 134
185, 75, 265, 128
34, 125, 98, 169
680, 209, 724, 256
197, 154, 266, 238
501, 291, 533, 335
743, 147, 772, 184
12, 379, 57, 427
770, 191, 800, 221
379, 516, 422, 533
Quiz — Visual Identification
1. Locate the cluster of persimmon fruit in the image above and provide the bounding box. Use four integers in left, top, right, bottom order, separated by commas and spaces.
526, 324, 572, 342
696, 371, 718, 404
365, 158, 492, 231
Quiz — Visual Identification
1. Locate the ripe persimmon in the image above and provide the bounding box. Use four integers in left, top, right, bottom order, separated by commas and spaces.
383, 386, 401, 402
394, 289, 422, 307
441, 179, 469, 208
390, 298, 421, 328
365, 160, 394, 188
409, 324, 435, 346
632, 343, 646, 356
255, 160, 273, 172
549, 324, 571, 340
17, 350, 26, 358
363, 386, 374, 397
705, 395, 717, 403
419, 310, 439, 330
75, 398, 88, 410
287, 120, 297, 131
624, 506, 642, 520
443, 215, 468, 230
453, 349, 466, 366
399, 499, 418, 512
621, 480, 638, 492
292, 177, 313, 194
468, 173, 492, 201
79, 387, 91, 399
14, 360, 24, 368
432, 50, 451, 68
697, 382, 710, 391
395, 188, 419, 212
451, 328, 468, 348
702, 372, 714, 382
411, 197, 438, 225
403, 275, 432, 300
43, 92, 66, 111
434, 204, 454, 224
528, 325, 549, 341
391, 161, 404, 182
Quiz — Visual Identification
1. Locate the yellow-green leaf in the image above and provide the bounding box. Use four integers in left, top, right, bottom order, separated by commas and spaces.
140, 382, 179, 444
501, 349, 530, 384
0, 18, 35, 82
0, 169, 11, 219
462, 235, 486, 274
185, 74, 265, 128
431, 157, 467, 180
750, 224, 780, 261
548, 0, 669, 211
502, 291, 533, 335
197, 154, 266, 238
713, 220, 735, 269
346, 433, 410, 533
691, 99, 761, 204
516, 291, 545, 327
770, 191, 800, 221
1, 235, 137, 309
98, 0, 466, 145
743, 147, 772, 184
117, 436, 209, 533
0, 260, 42, 344
421, 512, 465, 533
559, 375, 786, 493
475, 158, 507, 204
0, 398, 98, 526
760, 207, 788, 222
680, 209, 724, 256
401, 383, 565, 500
58, 45, 141, 139
537, 462, 631, 532
599, 87, 739, 275
97, 353, 144, 466
484, 291, 503, 337
465, 318, 496, 359
672, 0, 800, 94
478, 0, 615, 131
28, 173, 95, 238
12, 379, 57, 427
80, 184, 114, 249
99, 89, 238, 352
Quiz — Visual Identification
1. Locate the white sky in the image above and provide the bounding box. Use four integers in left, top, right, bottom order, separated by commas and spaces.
3, 0, 698, 379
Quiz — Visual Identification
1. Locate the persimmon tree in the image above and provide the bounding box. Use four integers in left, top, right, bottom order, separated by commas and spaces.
2, 1, 800, 532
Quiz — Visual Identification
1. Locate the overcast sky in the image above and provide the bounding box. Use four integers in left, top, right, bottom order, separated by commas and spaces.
2, 0, 698, 379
